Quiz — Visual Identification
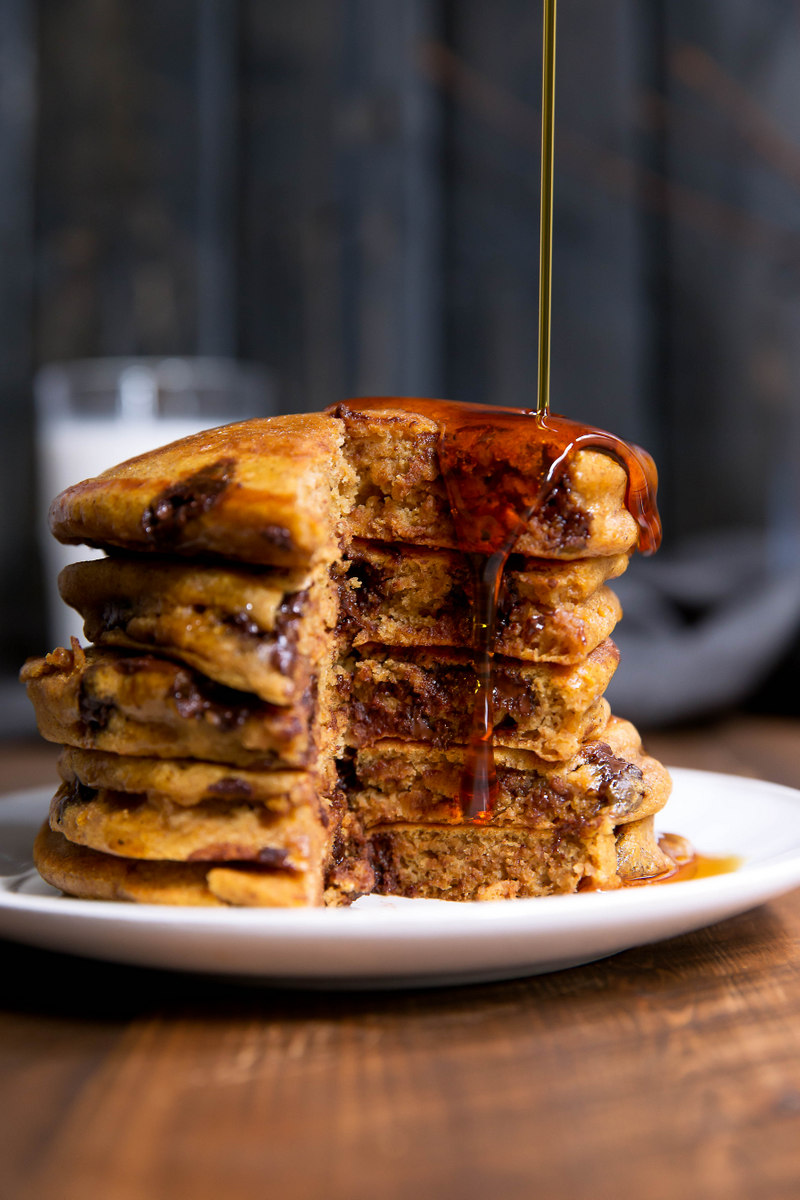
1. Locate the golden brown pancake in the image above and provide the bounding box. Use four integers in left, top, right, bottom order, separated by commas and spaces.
58, 746, 317, 811
21, 644, 321, 769
34, 822, 322, 906
49, 414, 354, 568
49, 779, 326, 871
59, 555, 337, 705
48, 406, 641, 564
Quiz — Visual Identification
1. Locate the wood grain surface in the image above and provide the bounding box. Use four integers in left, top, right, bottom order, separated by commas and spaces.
2, 720, 800, 1200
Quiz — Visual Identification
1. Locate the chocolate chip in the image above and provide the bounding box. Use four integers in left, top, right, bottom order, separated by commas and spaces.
581, 742, 645, 812
98, 599, 131, 632
141, 457, 236, 545
54, 778, 94, 822
368, 832, 400, 893
536, 475, 591, 553
78, 686, 114, 731
187, 843, 290, 867
260, 525, 295, 551
171, 670, 253, 731
269, 589, 308, 675
222, 610, 263, 639
203, 777, 255, 800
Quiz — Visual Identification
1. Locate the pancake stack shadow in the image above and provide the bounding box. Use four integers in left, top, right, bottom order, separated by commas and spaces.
22, 404, 677, 906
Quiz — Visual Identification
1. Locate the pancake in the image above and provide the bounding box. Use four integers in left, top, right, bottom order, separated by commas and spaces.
340, 542, 622, 663
342, 641, 618, 761
21, 644, 321, 769
34, 822, 323, 906
59, 556, 337, 705
349, 716, 670, 831
615, 815, 679, 882
50, 778, 327, 870
47, 406, 645, 565
367, 822, 619, 899
58, 746, 317, 811
333, 401, 641, 557
365, 811, 678, 901
48, 414, 354, 568
495, 552, 630, 606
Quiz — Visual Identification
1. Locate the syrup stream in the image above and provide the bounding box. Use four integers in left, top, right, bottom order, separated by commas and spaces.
463, 551, 507, 820
537, 0, 557, 418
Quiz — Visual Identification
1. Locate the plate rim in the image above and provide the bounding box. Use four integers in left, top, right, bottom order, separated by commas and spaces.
3, 766, 800, 985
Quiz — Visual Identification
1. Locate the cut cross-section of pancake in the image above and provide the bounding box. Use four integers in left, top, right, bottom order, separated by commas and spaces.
365, 811, 677, 901
333, 401, 641, 557
59, 556, 337, 705
48, 414, 355, 568
342, 642, 618, 761
368, 824, 619, 900
349, 717, 670, 831
340, 542, 622, 662
21, 644, 325, 768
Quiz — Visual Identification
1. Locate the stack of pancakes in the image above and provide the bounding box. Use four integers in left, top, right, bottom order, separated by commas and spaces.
330, 403, 674, 900
24, 416, 356, 906
23, 402, 676, 906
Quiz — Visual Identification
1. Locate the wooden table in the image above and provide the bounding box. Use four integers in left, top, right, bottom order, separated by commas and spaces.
2, 720, 800, 1200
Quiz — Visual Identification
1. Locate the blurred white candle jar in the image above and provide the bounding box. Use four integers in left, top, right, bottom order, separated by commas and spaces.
35, 357, 272, 650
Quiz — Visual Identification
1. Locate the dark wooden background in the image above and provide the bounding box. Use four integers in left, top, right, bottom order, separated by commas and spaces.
1, 0, 799, 690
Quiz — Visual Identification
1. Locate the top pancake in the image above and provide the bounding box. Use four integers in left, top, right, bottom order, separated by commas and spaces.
334, 402, 642, 558
49, 414, 354, 568
49, 405, 644, 564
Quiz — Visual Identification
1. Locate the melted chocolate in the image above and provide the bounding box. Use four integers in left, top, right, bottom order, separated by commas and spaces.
270, 589, 308, 676
187, 845, 291, 868
203, 777, 255, 800
222, 610, 263, 639
54, 778, 94, 821
142, 457, 235, 545
98, 598, 132, 634
333, 398, 661, 820
78, 687, 114, 732
580, 741, 644, 815
165, 665, 270, 731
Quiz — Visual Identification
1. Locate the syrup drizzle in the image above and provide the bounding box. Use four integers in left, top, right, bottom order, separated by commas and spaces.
622, 837, 742, 887
537, 0, 557, 418
338, 397, 661, 820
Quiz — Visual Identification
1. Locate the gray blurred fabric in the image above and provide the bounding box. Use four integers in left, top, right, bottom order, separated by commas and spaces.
608, 529, 800, 726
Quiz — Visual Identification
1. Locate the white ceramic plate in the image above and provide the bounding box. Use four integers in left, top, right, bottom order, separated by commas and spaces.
2, 768, 800, 989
